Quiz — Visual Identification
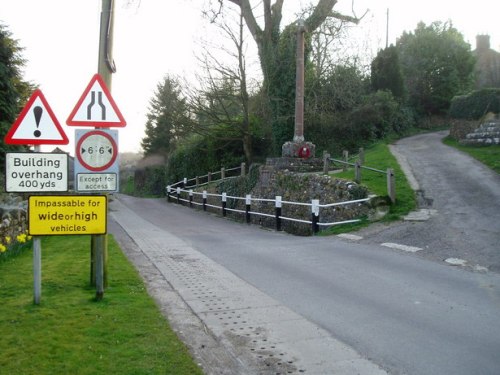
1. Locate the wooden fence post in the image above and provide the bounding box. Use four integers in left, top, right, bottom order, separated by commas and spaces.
358, 147, 365, 165
355, 161, 362, 183
245, 194, 251, 223
222, 192, 227, 216
241, 162, 246, 177
176, 187, 181, 204
275, 196, 282, 231
387, 168, 396, 203
323, 151, 330, 175
311, 199, 320, 233
342, 150, 349, 171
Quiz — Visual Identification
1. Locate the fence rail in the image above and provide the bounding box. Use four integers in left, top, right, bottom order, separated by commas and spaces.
166, 186, 370, 234
325, 148, 396, 203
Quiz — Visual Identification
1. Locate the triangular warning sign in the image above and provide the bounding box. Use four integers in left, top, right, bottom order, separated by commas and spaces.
66, 74, 126, 127
4, 89, 69, 145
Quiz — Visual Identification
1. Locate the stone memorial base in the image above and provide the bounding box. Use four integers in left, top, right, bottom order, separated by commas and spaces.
282, 140, 316, 158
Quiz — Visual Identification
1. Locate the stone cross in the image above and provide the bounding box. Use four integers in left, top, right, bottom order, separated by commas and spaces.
294, 19, 306, 143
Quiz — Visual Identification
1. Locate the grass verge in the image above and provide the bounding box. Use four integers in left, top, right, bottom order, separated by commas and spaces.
0, 235, 203, 375
322, 142, 417, 235
442, 137, 500, 174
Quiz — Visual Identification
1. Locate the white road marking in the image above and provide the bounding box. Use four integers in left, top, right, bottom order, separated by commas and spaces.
381, 242, 423, 253
445, 258, 468, 266
337, 233, 363, 241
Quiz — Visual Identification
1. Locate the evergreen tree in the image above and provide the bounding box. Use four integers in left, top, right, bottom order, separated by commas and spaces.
371, 45, 406, 101
0, 24, 34, 165
396, 21, 475, 115
141, 75, 191, 156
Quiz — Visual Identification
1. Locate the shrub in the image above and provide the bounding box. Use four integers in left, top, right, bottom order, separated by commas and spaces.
449, 88, 500, 120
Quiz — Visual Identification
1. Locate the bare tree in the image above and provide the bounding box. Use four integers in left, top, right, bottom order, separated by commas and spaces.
206, 0, 366, 152
188, 7, 257, 164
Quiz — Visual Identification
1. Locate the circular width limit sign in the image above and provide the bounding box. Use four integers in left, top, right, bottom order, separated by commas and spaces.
76, 130, 118, 172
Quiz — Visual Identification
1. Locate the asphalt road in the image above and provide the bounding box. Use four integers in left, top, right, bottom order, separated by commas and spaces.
356, 131, 500, 273
110, 131, 500, 374
113, 193, 500, 375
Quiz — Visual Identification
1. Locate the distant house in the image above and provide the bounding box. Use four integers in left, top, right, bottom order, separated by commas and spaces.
473, 35, 500, 89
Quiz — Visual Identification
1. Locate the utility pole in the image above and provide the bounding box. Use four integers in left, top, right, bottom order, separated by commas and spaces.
92, 0, 116, 300
386, 8, 389, 48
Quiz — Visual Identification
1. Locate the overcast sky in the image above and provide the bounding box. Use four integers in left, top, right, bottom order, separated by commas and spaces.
1, 0, 498, 154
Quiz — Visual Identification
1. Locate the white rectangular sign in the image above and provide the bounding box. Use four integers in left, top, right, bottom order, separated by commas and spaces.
76, 173, 117, 192
6, 153, 68, 192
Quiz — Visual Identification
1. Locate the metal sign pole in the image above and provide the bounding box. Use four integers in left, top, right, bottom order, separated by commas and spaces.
33, 144, 42, 305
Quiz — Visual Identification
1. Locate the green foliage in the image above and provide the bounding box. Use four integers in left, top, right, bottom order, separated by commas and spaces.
334, 142, 417, 222
0, 235, 203, 375
141, 75, 191, 156
267, 24, 301, 153
397, 21, 475, 115
310, 90, 415, 155
0, 24, 33, 166
449, 88, 500, 119
216, 164, 260, 208
134, 166, 167, 197
166, 135, 245, 184
371, 45, 406, 101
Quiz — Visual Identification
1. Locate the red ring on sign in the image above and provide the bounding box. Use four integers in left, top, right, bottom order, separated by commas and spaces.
298, 146, 311, 159
76, 130, 117, 172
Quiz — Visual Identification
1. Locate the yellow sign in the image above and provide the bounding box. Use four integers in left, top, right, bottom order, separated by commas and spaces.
29, 195, 107, 235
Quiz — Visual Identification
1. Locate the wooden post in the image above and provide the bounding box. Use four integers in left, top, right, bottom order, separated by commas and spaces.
387, 168, 396, 203
311, 199, 320, 233
245, 195, 251, 223
241, 162, 246, 177
323, 151, 330, 175
222, 193, 227, 217
275, 196, 282, 231
355, 161, 362, 183
94, 234, 105, 301
343, 150, 349, 171
33, 237, 41, 305
358, 147, 365, 165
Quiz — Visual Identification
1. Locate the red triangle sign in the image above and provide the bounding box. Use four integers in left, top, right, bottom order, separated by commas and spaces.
66, 74, 126, 127
4, 89, 69, 145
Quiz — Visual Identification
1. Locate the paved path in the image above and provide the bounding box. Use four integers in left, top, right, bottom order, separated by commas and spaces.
109, 197, 387, 375
356, 131, 500, 273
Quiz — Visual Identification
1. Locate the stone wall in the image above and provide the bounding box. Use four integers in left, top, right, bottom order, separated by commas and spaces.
460, 117, 500, 145
0, 193, 29, 251
199, 165, 373, 236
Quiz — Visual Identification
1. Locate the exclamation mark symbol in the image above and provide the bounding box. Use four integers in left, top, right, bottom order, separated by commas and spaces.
33, 106, 42, 138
